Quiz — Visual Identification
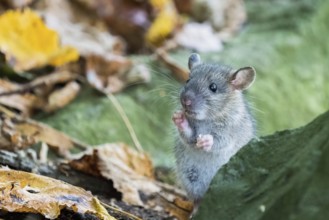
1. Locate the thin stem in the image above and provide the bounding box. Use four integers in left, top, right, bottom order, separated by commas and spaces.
106, 93, 143, 152
100, 201, 143, 220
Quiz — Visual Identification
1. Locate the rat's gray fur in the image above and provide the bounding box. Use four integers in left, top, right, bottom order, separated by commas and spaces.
174, 55, 256, 203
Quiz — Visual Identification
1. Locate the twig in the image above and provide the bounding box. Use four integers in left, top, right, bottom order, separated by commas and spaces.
100, 201, 143, 220
106, 93, 143, 153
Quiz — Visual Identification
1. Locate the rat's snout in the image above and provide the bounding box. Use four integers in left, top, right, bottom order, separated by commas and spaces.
182, 97, 192, 106
181, 90, 195, 109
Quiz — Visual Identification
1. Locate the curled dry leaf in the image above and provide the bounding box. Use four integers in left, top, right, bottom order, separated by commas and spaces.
0, 115, 35, 150
0, 70, 79, 116
0, 79, 39, 116
155, 49, 188, 82
44, 81, 81, 113
0, 9, 79, 71
0, 108, 75, 157
86, 55, 151, 94
69, 143, 159, 206
0, 167, 115, 220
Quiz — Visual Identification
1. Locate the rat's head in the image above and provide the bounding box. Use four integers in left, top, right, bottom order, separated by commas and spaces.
180, 53, 256, 120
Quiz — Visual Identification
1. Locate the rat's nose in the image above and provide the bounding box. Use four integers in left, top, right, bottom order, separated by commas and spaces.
182, 97, 192, 106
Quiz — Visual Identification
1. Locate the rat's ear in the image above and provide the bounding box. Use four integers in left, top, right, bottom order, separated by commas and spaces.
188, 53, 201, 70
230, 67, 256, 90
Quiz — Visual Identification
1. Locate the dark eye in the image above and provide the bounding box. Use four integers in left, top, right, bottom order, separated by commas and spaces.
209, 83, 217, 92
186, 79, 190, 83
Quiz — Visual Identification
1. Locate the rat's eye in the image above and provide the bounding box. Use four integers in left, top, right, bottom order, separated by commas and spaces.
209, 83, 217, 92
186, 79, 190, 83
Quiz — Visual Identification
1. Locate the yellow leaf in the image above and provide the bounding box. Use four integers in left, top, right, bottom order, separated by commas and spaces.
0, 9, 79, 71
0, 167, 115, 220
146, 0, 178, 46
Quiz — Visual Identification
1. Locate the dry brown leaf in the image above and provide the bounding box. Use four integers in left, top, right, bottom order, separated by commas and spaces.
69, 148, 102, 177
70, 143, 159, 206
30, 70, 79, 93
14, 121, 74, 157
0, 167, 115, 220
0, 79, 39, 116
157, 195, 193, 220
173, 197, 193, 213
86, 54, 150, 94
155, 48, 189, 82
44, 81, 81, 113
0, 70, 79, 116
0, 115, 35, 150
0, 108, 76, 157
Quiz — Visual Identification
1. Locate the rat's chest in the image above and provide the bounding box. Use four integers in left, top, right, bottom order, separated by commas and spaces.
189, 120, 226, 140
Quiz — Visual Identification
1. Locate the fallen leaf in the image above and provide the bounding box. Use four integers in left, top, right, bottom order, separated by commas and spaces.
0, 115, 35, 150
0, 9, 79, 71
44, 81, 81, 113
155, 48, 188, 82
0, 79, 39, 116
0, 70, 79, 116
158, 195, 193, 220
86, 54, 151, 94
69, 143, 159, 206
0, 107, 79, 157
0, 167, 115, 220
174, 22, 223, 52
146, 0, 179, 46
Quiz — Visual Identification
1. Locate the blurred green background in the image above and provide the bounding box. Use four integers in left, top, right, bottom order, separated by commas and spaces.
38, 0, 329, 166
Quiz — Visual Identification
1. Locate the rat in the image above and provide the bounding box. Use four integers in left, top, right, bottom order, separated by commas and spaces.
172, 53, 256, 214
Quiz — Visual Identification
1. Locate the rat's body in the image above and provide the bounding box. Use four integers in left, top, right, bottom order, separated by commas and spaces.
173, 54, 256, 209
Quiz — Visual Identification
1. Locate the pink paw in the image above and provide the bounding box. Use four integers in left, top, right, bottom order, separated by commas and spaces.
196, 134, 213, 152
172, 110, 189, 131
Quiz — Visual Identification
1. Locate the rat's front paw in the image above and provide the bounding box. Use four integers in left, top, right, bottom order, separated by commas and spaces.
196, 134, 213, 152
172, 110, 189, 131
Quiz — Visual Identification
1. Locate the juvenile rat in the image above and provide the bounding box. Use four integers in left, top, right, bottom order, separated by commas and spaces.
172, 53, 256, 212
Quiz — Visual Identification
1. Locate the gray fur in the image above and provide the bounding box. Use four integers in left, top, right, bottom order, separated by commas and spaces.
174, 55, 256, 202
